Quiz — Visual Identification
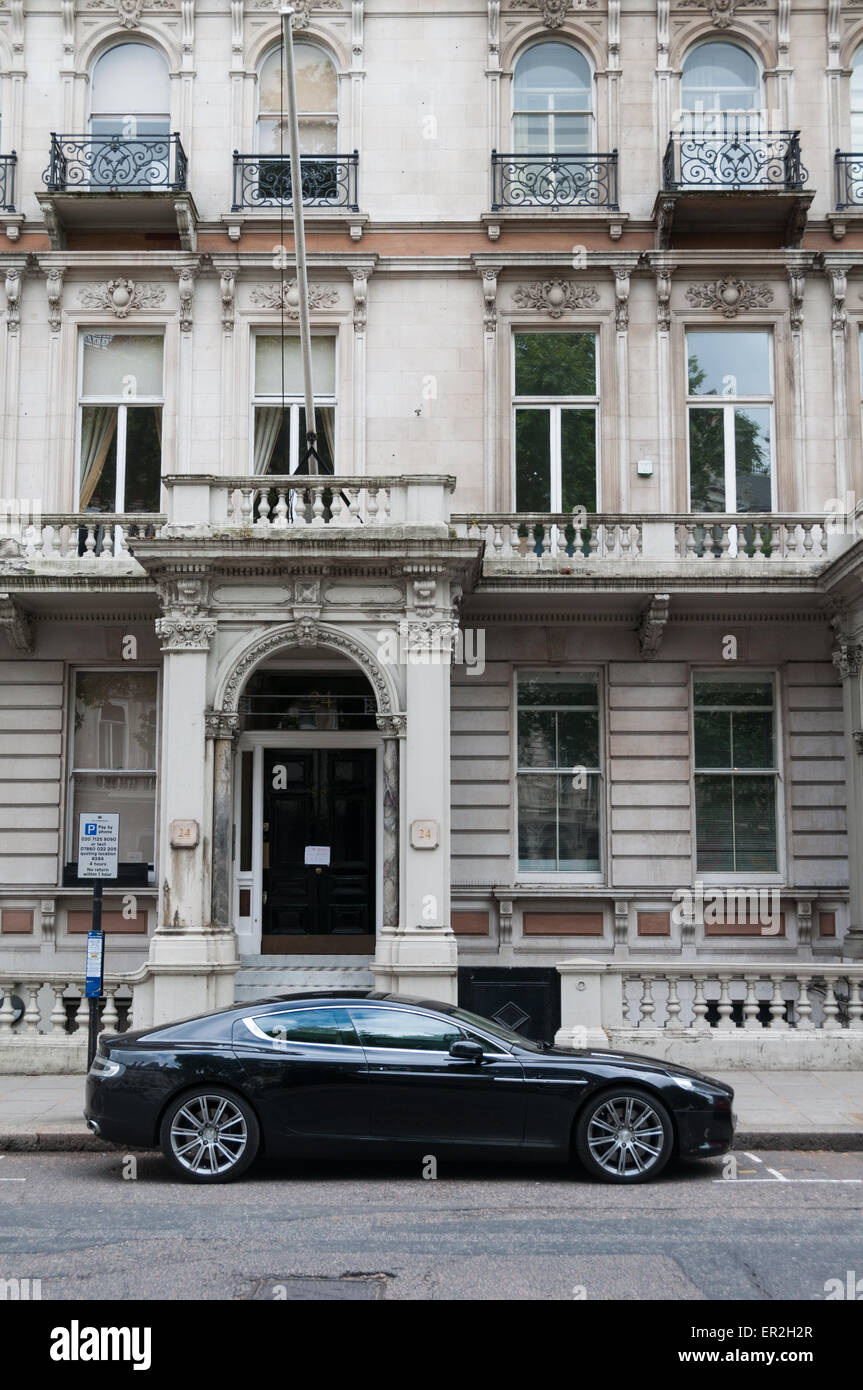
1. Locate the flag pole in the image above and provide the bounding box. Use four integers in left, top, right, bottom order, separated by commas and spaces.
280, 4, 318, 474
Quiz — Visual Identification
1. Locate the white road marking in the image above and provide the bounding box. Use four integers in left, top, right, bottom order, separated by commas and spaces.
743, 1152, 763, 1163
766, 1166, 789, 1180
711, 1178, 861, 1189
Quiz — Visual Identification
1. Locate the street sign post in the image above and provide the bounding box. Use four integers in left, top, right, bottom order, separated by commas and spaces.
78, 814, 119, 1068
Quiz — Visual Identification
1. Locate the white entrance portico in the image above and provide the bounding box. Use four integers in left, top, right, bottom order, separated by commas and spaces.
130, 488, 478, 1026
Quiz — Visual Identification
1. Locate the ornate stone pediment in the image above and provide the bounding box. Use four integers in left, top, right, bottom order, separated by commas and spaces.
513, 279, 599, 318
684, 277, 773, 319
78, 279, 167, 318
509, 1, 597, 25
684, 0, 766, 28
249, 280, 339, 317
86, 0, 177, 27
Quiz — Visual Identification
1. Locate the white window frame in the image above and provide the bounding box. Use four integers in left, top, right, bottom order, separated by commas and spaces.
853, 49, 863, 151
680, 40, 764, 134
76, 329, 165, 514
88, 41, 172, 137
685, 328, 775, 516
65, 666, 161, 883
511, 329, 600, 514
255, 41, 339, 156
691, 668, 784, 885
511, 42, 595, 154
249, 329, 338, 475
513, 667, 605, 884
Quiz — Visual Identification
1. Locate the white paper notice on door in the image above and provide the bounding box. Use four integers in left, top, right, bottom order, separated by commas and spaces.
304, 845, 331, 866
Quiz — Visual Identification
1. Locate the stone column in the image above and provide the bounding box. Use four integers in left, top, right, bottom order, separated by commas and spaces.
373, 618, 457, 1002
206, 711, 240, 929
136, 612, 239, 1027
378, 724, 400, 935
834, 632, 863, 960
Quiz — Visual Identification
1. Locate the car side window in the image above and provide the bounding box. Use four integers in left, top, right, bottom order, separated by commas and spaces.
243, 1006, 358, 1047
349, 1007, 464, 1052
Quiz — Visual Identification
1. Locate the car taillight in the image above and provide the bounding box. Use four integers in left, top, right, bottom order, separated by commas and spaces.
89, 1052, 123, 1079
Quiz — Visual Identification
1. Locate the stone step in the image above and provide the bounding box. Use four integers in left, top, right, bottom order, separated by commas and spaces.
234, 956, 374, 1004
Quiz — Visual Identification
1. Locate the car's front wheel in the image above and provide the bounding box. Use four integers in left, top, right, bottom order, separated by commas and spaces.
575, 1088, 673, 1183
160, 1088, 259, 1183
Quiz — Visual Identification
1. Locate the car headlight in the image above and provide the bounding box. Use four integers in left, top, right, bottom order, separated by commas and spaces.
89, 1053, 123, 1079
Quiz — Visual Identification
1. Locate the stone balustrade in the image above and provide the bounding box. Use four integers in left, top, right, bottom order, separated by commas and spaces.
0, 973, 137, 1074
8, 514, 163, 568
453, 513, 838, 566
557, 959, 863, 1068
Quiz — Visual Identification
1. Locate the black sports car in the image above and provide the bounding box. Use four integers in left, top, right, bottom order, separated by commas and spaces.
85, 990, 734, 1184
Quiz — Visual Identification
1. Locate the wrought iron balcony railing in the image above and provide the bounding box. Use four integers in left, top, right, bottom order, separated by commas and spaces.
232, 151, 359, 210
42, 133, 188, 193
0, 153, 16, 211
835, 152, 863, 210
491, 149, 619, 211
663, 124, 807, 192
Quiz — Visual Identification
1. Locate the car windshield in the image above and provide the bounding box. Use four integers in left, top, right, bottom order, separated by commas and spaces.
448, 1005, 544, 1053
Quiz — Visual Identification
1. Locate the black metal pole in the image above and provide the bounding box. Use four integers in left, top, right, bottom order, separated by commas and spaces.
87, 880, 104, 1070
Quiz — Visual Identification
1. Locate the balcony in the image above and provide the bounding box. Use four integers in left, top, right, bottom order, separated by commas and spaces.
491, 150, 618, 211
0, 153, 16, 212
231, 151, 359, 212
452, 513, 843, 575
38, 133, 196, 249
657, 122, 811, 249
485, 149, 624, 241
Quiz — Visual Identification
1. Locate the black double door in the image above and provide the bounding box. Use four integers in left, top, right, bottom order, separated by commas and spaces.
262, 748, 375, 952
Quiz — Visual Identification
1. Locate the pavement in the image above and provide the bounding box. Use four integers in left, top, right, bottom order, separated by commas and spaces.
0, 1070, 862, 1151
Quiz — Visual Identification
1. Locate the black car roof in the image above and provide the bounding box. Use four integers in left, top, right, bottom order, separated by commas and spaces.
247, 990, 459, 1014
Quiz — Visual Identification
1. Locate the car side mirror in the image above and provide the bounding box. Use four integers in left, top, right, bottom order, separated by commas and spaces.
449, 1039, 484, 1062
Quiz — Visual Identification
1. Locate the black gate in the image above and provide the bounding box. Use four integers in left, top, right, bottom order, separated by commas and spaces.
457, 968, 561, 1047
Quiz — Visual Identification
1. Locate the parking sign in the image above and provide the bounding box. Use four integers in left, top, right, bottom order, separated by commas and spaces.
77, 813, 119, 879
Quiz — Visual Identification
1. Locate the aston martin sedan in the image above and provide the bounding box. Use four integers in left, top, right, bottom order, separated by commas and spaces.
85, 990, 734, 1184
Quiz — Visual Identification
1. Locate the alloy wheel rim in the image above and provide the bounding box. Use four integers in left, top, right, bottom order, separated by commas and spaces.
586, 1095, 665, 1177
170, 1094, 247, 1175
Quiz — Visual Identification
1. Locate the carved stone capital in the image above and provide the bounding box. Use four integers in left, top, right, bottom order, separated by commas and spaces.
177, 265, 196, 334
401, 619, 459, 654
204, 711, 241, 742
832, 640, 863, 680
0, 593, 33, 653
158, 571, 212, 618
788, 268, 806, 332
638, 594, 670, 661
5, 268, 21, 335
155, 617, 217, 652
655, 266, 674, 331
352, 268, 368, 332
46, 268, 64, 333
614, 268, 631, 332
220, 268, 236, 331
376, 713, 407, 737
482, 266, 501, 332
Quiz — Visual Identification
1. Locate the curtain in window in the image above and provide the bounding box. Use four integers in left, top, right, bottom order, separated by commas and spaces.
79, 406, 118, 508
317, 406, 336, 472
253, 407, 282, 475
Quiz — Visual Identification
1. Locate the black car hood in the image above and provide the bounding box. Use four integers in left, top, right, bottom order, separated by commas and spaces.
536, 1045, 732, 1093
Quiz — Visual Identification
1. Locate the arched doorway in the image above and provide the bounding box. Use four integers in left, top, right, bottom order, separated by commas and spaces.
230, 652, 388, 957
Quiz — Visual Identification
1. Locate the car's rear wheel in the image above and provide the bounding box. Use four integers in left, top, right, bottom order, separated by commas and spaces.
575, 1088, 673, 1184
160, 1088, 259, 1183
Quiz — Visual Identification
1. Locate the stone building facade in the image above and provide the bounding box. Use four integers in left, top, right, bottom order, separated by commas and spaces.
1, 0, 863, 1052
